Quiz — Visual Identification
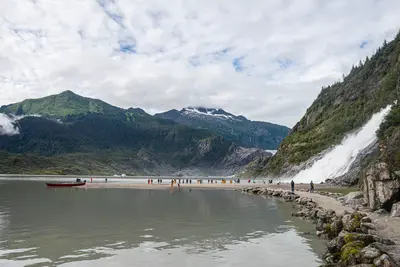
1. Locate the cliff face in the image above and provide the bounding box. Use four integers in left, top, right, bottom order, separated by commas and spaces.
363, 106, 400, 211
243, 31, 400, 179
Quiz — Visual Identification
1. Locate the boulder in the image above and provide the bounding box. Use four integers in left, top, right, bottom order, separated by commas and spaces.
296, 197, 312, 205
390, 202, 400, 217
363, 162, 400, 211
374, 209, 390, 216
343, 213, 363, 232
370, 242, 400, 264
340, 240, 365, 265
361, 217, 372, 223
344, 191, 365, 203
343, 233, 375, 246
325, 217, 344, 239
373, 253, 399, 267
360, 222, 377, 234
272, 191, 281, 197
360, 245, 382, 264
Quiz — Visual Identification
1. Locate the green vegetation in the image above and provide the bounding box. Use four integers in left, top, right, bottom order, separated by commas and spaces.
0, 90, 124, 118
244, 30, 400, 176
340, 241, 365, 265
0, 151, 146, 175
377, 105, 400, 140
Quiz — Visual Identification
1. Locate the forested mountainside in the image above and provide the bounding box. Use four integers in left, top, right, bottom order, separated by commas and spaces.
243, 30, 400, 179
0, 91, 270, 176
155, 107, 290, 150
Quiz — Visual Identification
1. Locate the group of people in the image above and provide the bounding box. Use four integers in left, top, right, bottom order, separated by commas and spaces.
290, 180, 314, 193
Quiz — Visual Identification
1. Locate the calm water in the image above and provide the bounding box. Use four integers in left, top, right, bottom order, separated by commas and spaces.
0, 180, 325, 267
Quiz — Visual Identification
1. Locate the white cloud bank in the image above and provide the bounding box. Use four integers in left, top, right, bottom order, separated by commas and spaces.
0, 114, 20, 135
0, 0, 399, 127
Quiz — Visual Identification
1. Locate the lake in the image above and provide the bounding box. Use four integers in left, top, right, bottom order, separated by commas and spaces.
0, 180, 325, 266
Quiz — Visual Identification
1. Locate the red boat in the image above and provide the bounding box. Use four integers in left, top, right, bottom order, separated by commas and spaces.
45, 182, 86, 187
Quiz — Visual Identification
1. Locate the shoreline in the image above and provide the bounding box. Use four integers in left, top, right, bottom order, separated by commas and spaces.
242, 187, 400, 266
79, 182, 334, 191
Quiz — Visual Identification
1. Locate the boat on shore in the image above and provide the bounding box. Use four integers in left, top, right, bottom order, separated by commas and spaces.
45, 182, 86, 187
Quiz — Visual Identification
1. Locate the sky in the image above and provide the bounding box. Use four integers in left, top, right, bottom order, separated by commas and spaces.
0, 0, 399, 127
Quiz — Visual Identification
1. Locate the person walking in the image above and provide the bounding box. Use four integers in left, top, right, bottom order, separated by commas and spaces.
291, 180, 294, 193
310, 181, 314, 193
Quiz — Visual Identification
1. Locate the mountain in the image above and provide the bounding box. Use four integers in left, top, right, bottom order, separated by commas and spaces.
0, 91, 271, 176
155, 107, 290, 150
242, 30, 400, 205
0, 90, 125, 118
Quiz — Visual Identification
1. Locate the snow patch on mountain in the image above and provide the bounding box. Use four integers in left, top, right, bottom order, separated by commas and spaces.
182, 107, 243, 121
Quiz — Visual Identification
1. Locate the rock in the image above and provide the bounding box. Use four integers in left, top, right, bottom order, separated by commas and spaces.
344, 191, 364, 202
343, 213, 363, 232
324, 250, 341, 264
272, 191, 281, 197
347, 264, 375, 267
360, 245, 382, 264
316, 231, 325, 238
325, 218, 344, 239
361, 217, 372, 223
363, 162, 400, 211
340, 240, 365, 265
373, 253, 399, 267
316, 218, 326, 231
375, 209, 390, 216
390, 202, 400, 217
327, 237, 340, 253
360, 222, 377, 234
296, 197, 312, 205
305, 201, 317, 209
343, 233, 375, 246
372, 236, 396, 246
370, 242, 400, 264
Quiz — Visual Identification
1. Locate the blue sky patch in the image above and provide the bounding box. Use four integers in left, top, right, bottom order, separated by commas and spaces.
359, 40, 368, 49
277, 58, 293, 69
232, 56, 244, 72
118, 38, 136, 54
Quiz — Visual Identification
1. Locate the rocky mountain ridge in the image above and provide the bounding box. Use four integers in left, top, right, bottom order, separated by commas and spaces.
155, 106, 290, 150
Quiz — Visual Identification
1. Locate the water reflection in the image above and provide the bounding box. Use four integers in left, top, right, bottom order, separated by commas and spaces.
0, 181, 324, 266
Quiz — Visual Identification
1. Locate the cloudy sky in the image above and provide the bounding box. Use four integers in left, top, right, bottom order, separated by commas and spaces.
0, 0, 399, 127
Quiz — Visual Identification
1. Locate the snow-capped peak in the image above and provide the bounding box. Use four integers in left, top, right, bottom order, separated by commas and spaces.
181, 107, 242, 121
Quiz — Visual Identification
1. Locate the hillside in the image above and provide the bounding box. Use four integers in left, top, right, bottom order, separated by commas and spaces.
243, 30, 400, 178
155, 107, 290, 150
0, 92, 271, 175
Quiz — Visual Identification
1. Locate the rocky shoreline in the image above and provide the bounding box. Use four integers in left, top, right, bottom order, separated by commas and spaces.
240, 187, 400, 267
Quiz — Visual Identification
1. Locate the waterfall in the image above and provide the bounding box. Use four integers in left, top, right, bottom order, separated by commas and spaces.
292, 104, 392, 183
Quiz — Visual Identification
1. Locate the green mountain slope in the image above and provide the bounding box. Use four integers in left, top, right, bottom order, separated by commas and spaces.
0, 92, 271, 175
243, 30, 400, 177
0, 90, 126, 118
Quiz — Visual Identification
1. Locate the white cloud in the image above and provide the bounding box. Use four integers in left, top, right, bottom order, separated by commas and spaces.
0, 114, 20, 135
0, 114, 42, 135
0, 0, 399, 127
